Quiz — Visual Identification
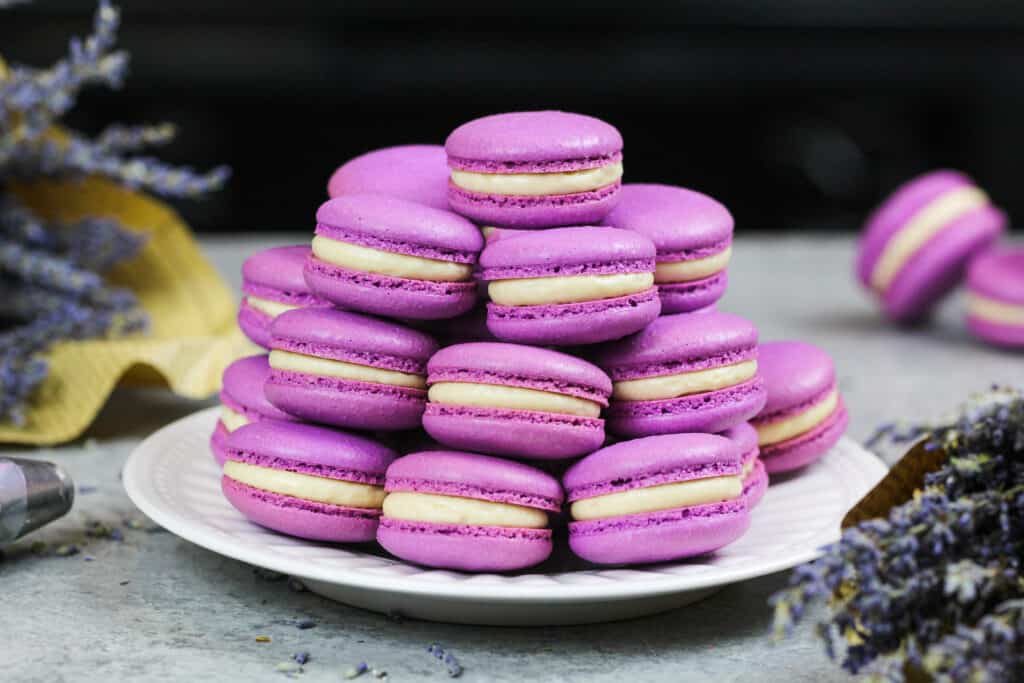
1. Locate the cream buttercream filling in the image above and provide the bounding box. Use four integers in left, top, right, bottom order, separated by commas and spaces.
246, 296, 299, 317
220, 405, 250, 432
966, 293, 1024, 325
383, 491, 548, 528
570, 475, 742, 521
223, 460, 386, 508
428, 382, 601, 418
269, 349, 426, 389
612, 360, 758, 401
488, 272, 653, 306
655, 247, 732, 283
870, 186, 990, 292
311, 235, 472, 282
450, 162, 623, 197
756, 389, 839, 446
742, 459, 755, 478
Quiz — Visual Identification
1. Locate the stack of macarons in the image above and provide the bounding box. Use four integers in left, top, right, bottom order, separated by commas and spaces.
857, 169, 1021, 350
214, 110, 849, 572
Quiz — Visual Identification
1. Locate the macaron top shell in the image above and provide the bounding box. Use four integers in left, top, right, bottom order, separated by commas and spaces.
596, 312, 759, 381
968, 247, 1024, 304
385, 450, 563, 511
226, 420, 397, 483
856, 169, 975, 287
326, 144, 450, 210
427, 342, 612, 403
271, 308, 439, 374
479, 226, 656, 280
722, 422, 758, 459
603, 183, 734, 257
757, 341, 836, 416
242, 245, 314, 296
315, 194, 483, 262
563, 433, 742, 502
220, 355, 294, 420
445, 111, 623, 170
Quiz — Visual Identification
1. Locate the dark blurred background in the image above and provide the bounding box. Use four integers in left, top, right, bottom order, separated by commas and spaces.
3, 1, 1023, 233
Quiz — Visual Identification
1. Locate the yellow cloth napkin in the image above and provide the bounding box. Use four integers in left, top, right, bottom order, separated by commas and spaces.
1, 176, 251, 445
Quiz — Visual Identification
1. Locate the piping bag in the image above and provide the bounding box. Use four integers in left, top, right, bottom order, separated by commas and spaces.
0, 458, 75, 543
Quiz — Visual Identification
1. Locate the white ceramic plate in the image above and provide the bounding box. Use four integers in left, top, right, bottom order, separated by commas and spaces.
123, 407, 886, 625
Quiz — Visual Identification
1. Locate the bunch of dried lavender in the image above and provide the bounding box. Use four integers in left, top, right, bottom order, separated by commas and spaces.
771, 386, 1024, 682
0, 1, 228, 424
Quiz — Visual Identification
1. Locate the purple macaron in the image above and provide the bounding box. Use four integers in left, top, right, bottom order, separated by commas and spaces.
265, 308, 438, 431
596, 312, 766, 437
326, 144, 451, 210
445, 111, 623, 229
856, 169, 1006, 322
563, 433, 751, 565
222, 420, 397, 542
603, 183, 734, 313
965, 247, 1024, 349
211, 355, 298, 466
479, 226, 661, 346
751, 341, 849, 474
239, 245, 328, 348
722, 421, 767, 509
305, 195, 483, 320
422, 342, 612, 460
378, 450, 563, 571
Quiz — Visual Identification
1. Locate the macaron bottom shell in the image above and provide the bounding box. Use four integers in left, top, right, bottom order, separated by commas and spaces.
761, 400, 849, 474
568, 499, 749, 565
222, 477, 382, 542
304, 257, 478, 321
966, 315, 1024, 349
265, 370, 426, 431
486, 289, 661, 346
606, 378, 767, 437
237, 301, 273, 349
878, 205, 1005, 322
422, 404, 605, 460
377, 518, 553, 571
447, 182, 621, 229
657, 271, 728, 314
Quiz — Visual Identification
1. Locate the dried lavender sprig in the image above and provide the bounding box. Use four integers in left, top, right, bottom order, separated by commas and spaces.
95, 122, 176, 153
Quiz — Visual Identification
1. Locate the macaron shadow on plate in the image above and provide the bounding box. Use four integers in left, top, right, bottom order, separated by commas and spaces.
124, 407, 886, 625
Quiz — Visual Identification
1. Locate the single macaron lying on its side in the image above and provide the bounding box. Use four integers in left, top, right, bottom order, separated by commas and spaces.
210, 355, 297, 466
305, 195, 483, 320
722, 421, 767, 509
423, 342, 612, 460
856, 169, 1006, 322
603, 183, 734, 313
596, 312, 766, 437
222, 420, 397, 542
479, 227, 661, 346
563, 433, 751, 565
965, 247, 1024, 349
751, 341, 849, 473
378, 450, 563, 571
326, 144, 451, 210
239, 245, 328, 348
265, 308, 438, 431
445, 111, 623, 229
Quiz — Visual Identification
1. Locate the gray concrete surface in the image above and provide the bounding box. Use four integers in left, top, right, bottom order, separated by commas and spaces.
1, 234, 1019, 682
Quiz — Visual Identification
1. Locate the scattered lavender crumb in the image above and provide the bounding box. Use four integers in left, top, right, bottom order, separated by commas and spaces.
343, 662, 368, 679
109, 528, 124, 541
83, 555, 95, 562
119, 580, 130, 586
427, 643, 463, 678
55, 544, 79, 557
296, 619, 316, 630
292, 652, 310, 665
287, 578, 306, 593
77, 485, 98, 494
123, 518, 146, 529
